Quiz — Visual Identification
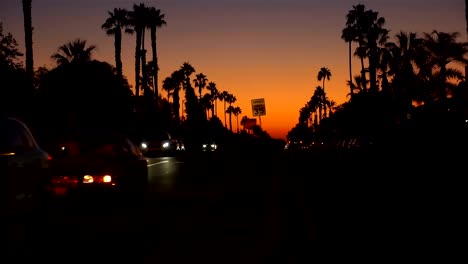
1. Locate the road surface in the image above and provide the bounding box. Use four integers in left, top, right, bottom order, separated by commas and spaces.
4, 147, 463, 263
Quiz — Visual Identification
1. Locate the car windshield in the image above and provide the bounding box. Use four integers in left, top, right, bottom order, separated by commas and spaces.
56, 129, 126, 157
142, 130, 171, 141
0, 118, 36, 153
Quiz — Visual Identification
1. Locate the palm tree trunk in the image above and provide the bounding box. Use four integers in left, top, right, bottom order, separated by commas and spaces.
465, 0, 468, 78
115, 29, 123, 78
22, 0, 34, 87
360, 56, 367, 93
223, 101, 227, 128
135, 29, 142, 96
151, 28, 159, 106
348, 40, 353, 100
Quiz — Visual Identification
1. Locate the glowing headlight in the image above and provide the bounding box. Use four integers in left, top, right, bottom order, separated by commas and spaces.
162, 141, 170, 149
202, 144, 207, 148
141, 143, 147, 149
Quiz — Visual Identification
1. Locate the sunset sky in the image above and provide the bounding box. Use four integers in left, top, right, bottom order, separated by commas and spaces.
1, 0, 466, 139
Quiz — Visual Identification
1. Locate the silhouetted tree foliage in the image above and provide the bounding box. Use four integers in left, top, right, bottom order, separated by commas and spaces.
0, 22, 36, 120
37, 60, 134, 138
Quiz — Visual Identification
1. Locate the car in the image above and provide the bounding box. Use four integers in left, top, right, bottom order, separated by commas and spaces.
139, 130, 182, 157
48, 128, 148, 201
0, 116, 52, 219
202, 140, 218, 152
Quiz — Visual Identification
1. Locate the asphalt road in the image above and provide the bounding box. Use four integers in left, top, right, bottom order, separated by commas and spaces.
4, 147, 463, 263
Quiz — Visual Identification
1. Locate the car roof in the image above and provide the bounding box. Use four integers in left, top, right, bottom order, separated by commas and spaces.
58, 127, 129, 142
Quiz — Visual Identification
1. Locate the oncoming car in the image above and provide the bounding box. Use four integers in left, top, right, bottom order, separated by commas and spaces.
139, 130, 184, 157
202, 141, 218, 152
48, 128, 148, 200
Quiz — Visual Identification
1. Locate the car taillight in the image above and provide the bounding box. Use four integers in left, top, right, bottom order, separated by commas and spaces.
83, 174, 113, 184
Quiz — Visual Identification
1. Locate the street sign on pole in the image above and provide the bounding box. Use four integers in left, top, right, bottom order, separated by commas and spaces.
251, 98, 266, 117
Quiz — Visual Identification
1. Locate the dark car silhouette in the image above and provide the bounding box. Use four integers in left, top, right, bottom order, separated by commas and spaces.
0, 116, 52, 219
48, 128, 148, 201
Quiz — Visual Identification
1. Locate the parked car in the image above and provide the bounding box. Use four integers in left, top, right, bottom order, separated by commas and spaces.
0, 116, 52, 219
48, 128, 148, 200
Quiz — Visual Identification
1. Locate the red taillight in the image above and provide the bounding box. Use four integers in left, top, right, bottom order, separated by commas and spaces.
52, 176, 79, 184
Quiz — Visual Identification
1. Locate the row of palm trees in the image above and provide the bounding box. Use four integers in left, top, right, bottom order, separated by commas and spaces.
299, 67, 336, 127
20, 1, 166, 102
291, 3, 468, 141
18, 1, 247, 135
341, 4, 468, 105
101, 3, 166, 104
161, 62, 243, 132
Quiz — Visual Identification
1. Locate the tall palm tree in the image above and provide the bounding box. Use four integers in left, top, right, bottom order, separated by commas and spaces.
194, 73, 208, 100
342, 26, 355, 101
312, 86, 324, 123
385, 31, 422, 107
128, 3, 147, 96
102, 8, 132, 79
232, 106, 242, 133
219, 90, 229, 127
224, 93, 237, 132
147, 7, 166, 105
51, 39, 96, 65
22, 0, 33, 84
421, 31, 468, 100
366, 11, 389, 93
344, 4, 368, 92
317, 67, 331, 115
163, 70, 184, 124
465, 0, 468, 77
206, 82, 218, 117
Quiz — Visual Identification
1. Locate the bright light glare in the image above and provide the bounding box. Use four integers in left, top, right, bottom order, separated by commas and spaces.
162, 142, 170, 148
141, 143, 147, 149
83, 175, 94, 183
103, 175, 112, 183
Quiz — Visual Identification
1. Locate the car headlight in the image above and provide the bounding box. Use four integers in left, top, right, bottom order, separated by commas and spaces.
162, 141, 170, 149
141, 142, 148, 149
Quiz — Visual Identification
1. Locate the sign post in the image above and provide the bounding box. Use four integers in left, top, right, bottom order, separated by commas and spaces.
251, 98, 266, 127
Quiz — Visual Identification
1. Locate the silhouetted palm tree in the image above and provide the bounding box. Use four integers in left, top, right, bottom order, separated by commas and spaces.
420, 31, 468, 100
51, 39, 96, 65
312, 86, 324, 123
219, 90, 229, 128
147, 7, 166, 105
317, 67, 331, 115
344, 4, 368, 92
232, 106, 242, 133
22, 0, 33, 84
224, 93, 237, 132
102, 8, 132, 79
194, 73, 208, 100
163, 70, 184, 124
342, 26, 354, 101
465, 0, 468, 76
128, 3, 147, 96
206, 82, 218, 117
